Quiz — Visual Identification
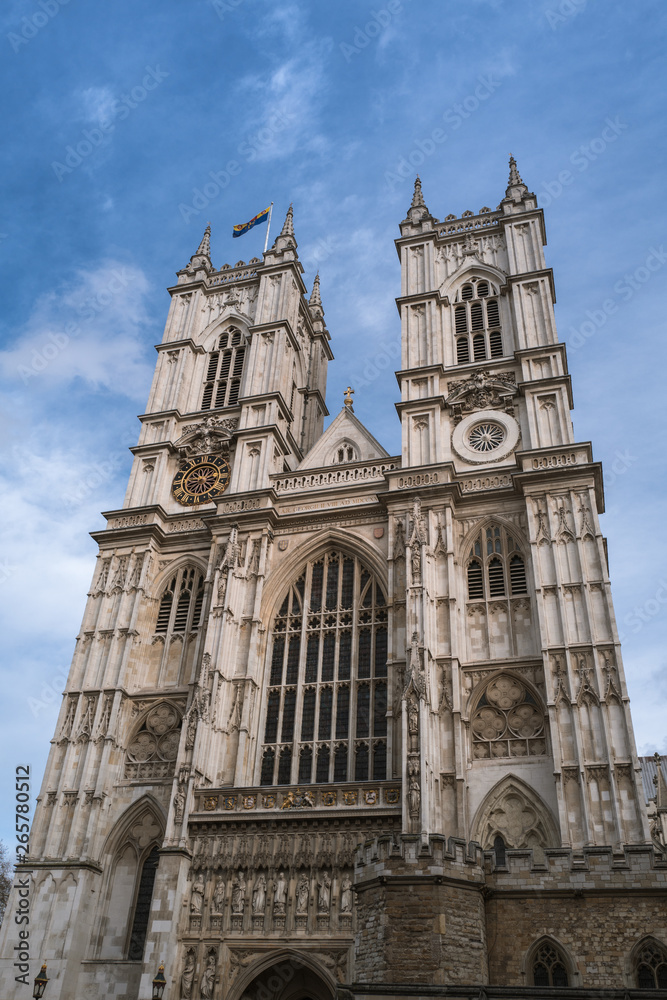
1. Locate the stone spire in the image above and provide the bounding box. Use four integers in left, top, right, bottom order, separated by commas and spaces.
196, 224, 211, 258
411, 175, 426, 209
503, 154, 530, 204
267, 203, 298, 259
187, 223, 213, 273
401, 175, 433, 232
279, 203, 294, 238
308, 272, 325, 329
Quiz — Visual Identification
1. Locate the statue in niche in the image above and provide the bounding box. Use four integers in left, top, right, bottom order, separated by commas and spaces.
200, 951, 216, 999
273, 871, 287, 914
252, 873, 267, 914
173, 784, 186, 825
212, 876, 225, 914
407, 698, 419, 752
317, 871, 331, 913
190, 872, 205, 914
180, 948, 195, 1000
231, 870, 246, 914
408, 758, 421, 819
340, 875, 353, 913
296, 873, 309, 913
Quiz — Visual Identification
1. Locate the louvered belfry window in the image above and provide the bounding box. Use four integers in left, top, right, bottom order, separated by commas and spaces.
260, 552, 388, 785
454, 278, 503, 365
466, 525, 528, 600
201, 327, 246, 410
155, 567, 204, 635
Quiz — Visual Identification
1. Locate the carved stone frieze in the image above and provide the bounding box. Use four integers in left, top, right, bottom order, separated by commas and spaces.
446, 370, 517, 424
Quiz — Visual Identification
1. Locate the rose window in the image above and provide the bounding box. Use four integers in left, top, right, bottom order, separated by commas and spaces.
468, 421, 505, 452
125, 703, 182, 780
471, 676, 546, 759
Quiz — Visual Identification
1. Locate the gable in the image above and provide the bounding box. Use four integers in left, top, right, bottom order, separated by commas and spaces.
297, 406, 390, 470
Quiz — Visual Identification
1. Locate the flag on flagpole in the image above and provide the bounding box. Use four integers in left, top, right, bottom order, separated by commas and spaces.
232, 205, 272, 238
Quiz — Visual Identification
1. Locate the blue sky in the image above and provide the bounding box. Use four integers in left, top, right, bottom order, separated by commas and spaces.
0, 0, 666, 848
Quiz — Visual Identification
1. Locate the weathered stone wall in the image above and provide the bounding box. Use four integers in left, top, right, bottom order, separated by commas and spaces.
485, 845, 667, 988
354, 837, 487, 985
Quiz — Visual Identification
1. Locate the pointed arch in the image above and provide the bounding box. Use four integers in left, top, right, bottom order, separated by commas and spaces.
149, 554, 209, 601
440, 260, 507, 301
257, 541, 388, 786
226, 949, 336, 1000
629, 936, 667, 989
471, 774, 560, 859
92, 795, 165, 960
200, 315, 250, 354
123, 701, 183, 782
524, 936, 576, 987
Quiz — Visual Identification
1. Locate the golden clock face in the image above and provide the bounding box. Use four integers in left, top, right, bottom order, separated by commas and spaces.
172, 455, 231, 506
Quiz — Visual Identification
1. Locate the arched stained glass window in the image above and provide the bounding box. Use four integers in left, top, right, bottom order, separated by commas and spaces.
260, 551, 388, 785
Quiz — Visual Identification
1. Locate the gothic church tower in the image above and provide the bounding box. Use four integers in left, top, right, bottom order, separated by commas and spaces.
1, 169, 664, 1000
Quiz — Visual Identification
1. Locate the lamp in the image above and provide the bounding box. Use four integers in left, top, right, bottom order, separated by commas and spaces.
33, 963, 49, 999
152, 962, 167, 999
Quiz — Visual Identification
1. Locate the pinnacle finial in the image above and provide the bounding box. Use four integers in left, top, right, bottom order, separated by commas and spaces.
411, 175, 425, 209
309, 272, 322, 308
344, 386, 354, 410
196, 223, 211, 258
508, 154, 523, 187
280, 203, 294, 237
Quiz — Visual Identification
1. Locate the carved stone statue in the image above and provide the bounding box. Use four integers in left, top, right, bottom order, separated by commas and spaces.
180, 948, 195, 1000
340, 875, 353, 913
252, 873, 267, 914
212, 876, 225, 914
296, 873, 309, 913
407, 698, 419, 752
317, 871, 331, 912
231, 870, 246, 914
408, 758, 421, 819
190, 872, 205, 914
273, 870, 287, 914
173, 786, 186, 824
200, 951, 216, 999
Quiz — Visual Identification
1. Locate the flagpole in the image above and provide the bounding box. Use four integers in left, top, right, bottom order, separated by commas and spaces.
263, 203, 274, 254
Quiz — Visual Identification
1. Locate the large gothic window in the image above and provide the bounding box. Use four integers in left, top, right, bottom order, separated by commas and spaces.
128, 845, 160, 960
201, 326, 246, 410
635, 939, 667, 989
467, 524, 527, 600
453, 278, 503, 364
260, 551, 388, 785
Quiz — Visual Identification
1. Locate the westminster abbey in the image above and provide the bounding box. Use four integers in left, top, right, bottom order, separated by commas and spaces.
1, 160, 666, 999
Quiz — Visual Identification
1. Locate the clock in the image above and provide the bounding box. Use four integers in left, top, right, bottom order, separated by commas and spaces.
172, 455, 231, 505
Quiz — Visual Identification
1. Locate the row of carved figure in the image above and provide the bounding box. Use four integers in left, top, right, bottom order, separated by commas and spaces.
190, 869, 353, 916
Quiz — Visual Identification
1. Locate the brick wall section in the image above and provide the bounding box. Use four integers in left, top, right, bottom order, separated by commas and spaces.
354, 838, 667, 989
354, 837, 488, 985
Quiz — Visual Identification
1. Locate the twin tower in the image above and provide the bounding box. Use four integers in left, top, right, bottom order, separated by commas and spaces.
2, 161, 665, 1000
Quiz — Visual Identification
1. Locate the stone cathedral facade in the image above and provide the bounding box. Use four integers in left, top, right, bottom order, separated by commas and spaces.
2, 161, 667, 1000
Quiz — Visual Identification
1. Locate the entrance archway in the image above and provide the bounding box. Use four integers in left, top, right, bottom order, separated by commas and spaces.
232, 954, 335, 1000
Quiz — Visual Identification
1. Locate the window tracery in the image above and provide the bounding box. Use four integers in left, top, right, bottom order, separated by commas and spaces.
201, 326, 246, 410
260, 551, 388, 785
466, 524, 528, 600
471, 675, 546, 759
635, 939, 667, 989
332, 442, 359, 464
453, 277, 503, 364
124, 703, 182, 780
155, 566, 204, 635
531, 941, 570, 987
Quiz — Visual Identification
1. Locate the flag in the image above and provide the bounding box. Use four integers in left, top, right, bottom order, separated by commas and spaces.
233, 205, 271, 238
